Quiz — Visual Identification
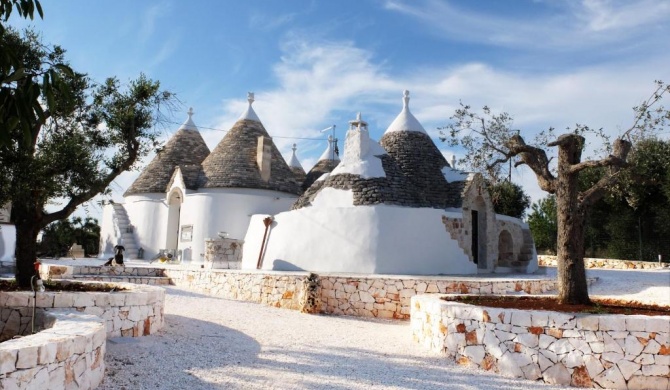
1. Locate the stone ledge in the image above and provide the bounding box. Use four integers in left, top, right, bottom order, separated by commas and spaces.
0, 280, 165, 339
411, 294, 670, 389
538, 255, 670, 270
0, 310, 106, 389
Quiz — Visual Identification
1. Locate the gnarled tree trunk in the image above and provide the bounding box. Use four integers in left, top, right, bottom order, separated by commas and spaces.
13, 206, 41, 288
554, 135, 590, 305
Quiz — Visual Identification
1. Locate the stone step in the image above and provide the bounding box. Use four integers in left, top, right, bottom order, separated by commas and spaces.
68, 275, 172, 286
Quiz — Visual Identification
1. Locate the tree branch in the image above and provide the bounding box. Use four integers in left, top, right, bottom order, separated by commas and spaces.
579, 138, 632, 208
506, 134, 557, 193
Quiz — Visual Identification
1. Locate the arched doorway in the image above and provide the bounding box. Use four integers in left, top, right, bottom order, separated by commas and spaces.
166, 189, 183, 251
498, 230, 514, 265
471, 196, 488, 269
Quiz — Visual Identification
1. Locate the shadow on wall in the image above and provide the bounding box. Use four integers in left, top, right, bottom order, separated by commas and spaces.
272, 260, 306, 272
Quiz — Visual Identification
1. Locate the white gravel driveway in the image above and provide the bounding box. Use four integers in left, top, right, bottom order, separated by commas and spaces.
99, 287, 576, 390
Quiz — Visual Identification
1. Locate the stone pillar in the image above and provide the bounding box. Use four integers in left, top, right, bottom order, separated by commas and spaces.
204, 238, 244, 269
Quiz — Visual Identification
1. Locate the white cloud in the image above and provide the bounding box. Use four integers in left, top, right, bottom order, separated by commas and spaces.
383, 0, 670, 51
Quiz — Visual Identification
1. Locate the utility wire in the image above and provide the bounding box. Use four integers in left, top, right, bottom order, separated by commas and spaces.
165, 121, 329, 141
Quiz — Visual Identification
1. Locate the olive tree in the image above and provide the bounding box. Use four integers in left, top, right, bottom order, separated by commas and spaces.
0, 29, 174, 287
442, 82, 670, 304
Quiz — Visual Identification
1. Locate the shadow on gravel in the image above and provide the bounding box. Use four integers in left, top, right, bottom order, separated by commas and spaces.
223, 345, 569, 390
100, 314, 261, 390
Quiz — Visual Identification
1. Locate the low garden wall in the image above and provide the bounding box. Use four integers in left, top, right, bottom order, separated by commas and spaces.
0, 280, 165, 338
163, 268, 588, 320
411, 294, 670, 389
0, 310, 106, 389
538, 255, 669, 270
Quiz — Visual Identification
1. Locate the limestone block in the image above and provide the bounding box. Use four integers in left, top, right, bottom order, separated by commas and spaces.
564, 350, 584, 368
538, 353, 553, 372
540, 349, 558, 364
542, 362, 571, 385
511, 311, 532, 327
627, 375, 669, 390
602, 351, 624, 364
0, 349, 17, 374
16, 345, 38, 369
633, 353, 654, 365
72, 294, 94, 308
498, 351, 524, 378
584, 355, 605, 377
463, 345, 486, 364
37, 341, 57, 365
625, 316, 647, 332
594, 366, 626, 390
515, 333, 538, 348
646, 318, 670, 333
642, 363, 669, 376
600, 317, 626, 332
521, 362, 542, 380
616, 359, 641, 381
530, 312, 549, 327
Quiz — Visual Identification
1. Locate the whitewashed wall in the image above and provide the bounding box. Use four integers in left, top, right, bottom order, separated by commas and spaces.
179, 188, 296, 264
123, 193, 169, 260
242, 205, 478, 275
0, 224, 15, 263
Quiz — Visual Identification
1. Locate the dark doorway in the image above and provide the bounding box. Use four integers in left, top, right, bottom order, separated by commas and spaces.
471, 210, 479, 264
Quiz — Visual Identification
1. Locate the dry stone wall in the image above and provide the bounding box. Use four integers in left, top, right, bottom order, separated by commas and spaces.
204, 238, 243, 269
317, 275, 582, 320
0, 281, 165, 338
411, 294, 670, 389
538, 256, 669, 270
0, 310, 106, 390
163, 269, 309, 310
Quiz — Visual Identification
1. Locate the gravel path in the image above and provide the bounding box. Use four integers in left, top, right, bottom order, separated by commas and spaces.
97, 268, 669, 390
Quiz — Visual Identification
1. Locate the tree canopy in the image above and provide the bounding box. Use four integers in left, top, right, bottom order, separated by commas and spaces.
0, 28, 175, 286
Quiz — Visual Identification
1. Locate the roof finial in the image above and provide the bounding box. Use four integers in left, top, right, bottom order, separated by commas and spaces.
247, 92, 255, 105
187, 107, 194, 119
292, 143, 297, 153
403, 90, 410, 108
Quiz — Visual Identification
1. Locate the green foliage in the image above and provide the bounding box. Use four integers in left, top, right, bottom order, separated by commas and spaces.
1, 0, 74, 145
487, 180, 530, 219
39, 217, 100, 257
527, 196, 557, 254
0, 28, 174, 286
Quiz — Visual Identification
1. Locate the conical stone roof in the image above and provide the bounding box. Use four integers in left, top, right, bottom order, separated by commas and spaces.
294, 113, 422, 209
197, 94, 301, 195
124, 108, 210, 196
302, 135, 341, 191
288, 143, 306, 185
380, 91, 459, 208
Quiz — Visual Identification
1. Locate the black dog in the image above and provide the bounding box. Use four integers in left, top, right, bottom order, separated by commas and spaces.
103, 245, 126, 266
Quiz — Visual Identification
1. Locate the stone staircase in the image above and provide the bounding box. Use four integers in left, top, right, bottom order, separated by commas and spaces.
112, 203, 139, 259
509, 228, 536, 272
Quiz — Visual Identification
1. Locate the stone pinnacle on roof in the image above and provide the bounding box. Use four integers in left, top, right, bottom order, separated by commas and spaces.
124, 108, 210, 196
318, 135, 340, 162
238, 92, 261, 122
179, 107, 198, 131
384, 90, 427, 134
288, 143, 304, 170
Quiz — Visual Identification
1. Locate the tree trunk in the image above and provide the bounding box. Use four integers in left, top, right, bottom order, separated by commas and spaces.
13, 206, 40, 289
555, 136, 591, 305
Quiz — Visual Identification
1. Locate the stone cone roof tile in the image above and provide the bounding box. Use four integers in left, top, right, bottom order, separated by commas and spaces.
293, 154, 422, 209
198, 119, 301, 194
302, 159, 340, 191
380, 131, 460, 208
124, 127, 210, 196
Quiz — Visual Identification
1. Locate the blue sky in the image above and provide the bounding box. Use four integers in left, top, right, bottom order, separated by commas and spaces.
9, 0, 670, 219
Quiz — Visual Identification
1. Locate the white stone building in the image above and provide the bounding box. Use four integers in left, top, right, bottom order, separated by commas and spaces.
98, 95, 302, 263
0, 203, 15, 268
242, 91, 537, 275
